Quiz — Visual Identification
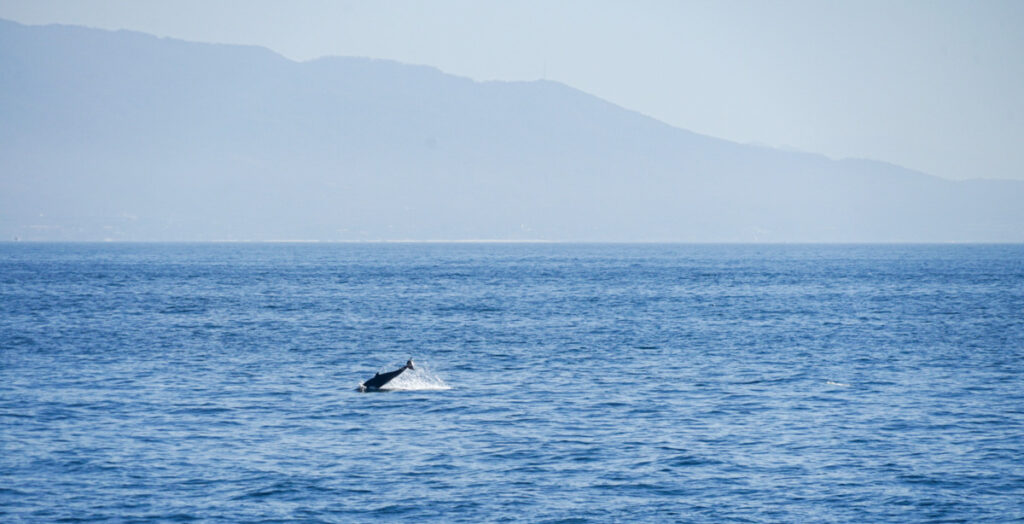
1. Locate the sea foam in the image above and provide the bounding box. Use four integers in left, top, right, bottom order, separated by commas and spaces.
378, 365, 451, 391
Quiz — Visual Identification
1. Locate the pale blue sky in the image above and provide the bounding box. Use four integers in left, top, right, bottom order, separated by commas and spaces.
2, 0, 1021, 181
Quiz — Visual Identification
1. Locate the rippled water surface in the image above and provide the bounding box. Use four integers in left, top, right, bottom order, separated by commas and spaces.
2, 243, 1023, 522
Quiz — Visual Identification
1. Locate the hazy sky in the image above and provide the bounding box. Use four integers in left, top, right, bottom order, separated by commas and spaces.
2, 0, 1022, 181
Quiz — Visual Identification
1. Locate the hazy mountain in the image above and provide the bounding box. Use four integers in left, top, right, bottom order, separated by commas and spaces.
2, 19, 1022, 242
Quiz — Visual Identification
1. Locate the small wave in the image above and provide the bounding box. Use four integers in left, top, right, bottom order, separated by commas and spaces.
826, 380, 851, 387
666, 455, 715, 467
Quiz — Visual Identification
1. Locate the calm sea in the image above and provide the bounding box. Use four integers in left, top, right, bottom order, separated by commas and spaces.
1, 243, 1022, 522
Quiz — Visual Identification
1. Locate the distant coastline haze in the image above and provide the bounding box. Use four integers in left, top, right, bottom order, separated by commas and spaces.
1, 17, 1022, 241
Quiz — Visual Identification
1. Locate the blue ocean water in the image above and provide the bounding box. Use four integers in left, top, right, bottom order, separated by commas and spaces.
1, 243, 1022, 522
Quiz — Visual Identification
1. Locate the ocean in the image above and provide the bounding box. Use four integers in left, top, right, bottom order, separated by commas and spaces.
1, 243, 1022, 522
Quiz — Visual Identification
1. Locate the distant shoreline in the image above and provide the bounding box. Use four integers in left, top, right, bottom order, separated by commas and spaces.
3, 240, 1023, 246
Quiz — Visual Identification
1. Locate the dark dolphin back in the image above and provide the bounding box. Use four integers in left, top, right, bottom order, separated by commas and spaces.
362, 366, 408, 389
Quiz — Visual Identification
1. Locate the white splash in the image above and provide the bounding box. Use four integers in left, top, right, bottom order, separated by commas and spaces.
379, 365, 451, 391
826, 380, 851, 387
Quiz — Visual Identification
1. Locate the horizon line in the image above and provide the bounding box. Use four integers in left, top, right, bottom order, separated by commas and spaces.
3, 239, 1023, 246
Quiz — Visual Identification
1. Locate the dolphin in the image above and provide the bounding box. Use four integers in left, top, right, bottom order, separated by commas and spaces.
358, 359, 415, 392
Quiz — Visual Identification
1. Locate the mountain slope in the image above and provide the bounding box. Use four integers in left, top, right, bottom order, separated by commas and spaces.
2, 19, 1022, 241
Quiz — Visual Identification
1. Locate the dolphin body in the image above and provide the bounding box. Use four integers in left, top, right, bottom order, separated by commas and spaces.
358, 359, 415, 392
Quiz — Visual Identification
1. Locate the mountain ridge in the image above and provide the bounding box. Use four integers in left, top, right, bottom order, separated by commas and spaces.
2, 18, 1022, 242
